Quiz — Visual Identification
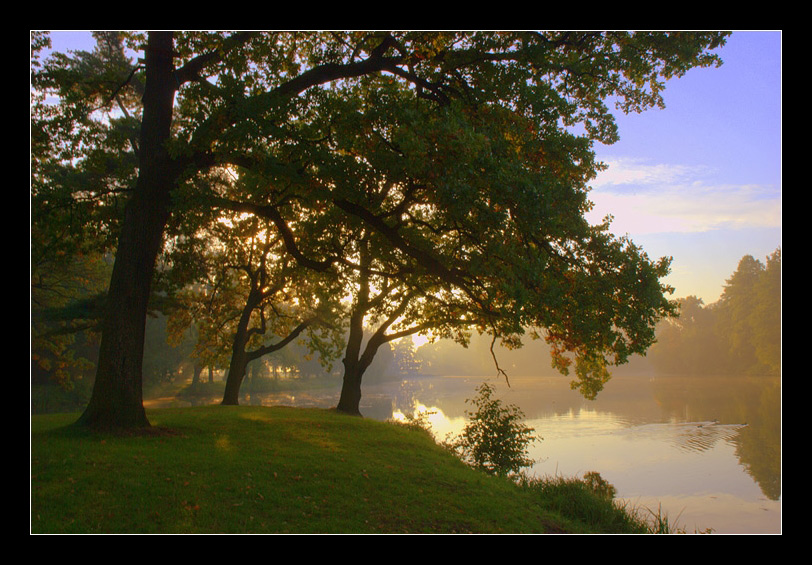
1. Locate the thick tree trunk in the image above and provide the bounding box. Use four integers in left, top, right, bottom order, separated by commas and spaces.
336, 289, 368, 415
221, 351, 249, 406
75, 32, 177, 430
335, 332, 392, 415
336, 360, 365, 416
335, 321, 384, 416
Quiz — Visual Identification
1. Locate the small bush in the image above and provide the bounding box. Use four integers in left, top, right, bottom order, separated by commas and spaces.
448, 381, 539, 478
582, 470, 617, 500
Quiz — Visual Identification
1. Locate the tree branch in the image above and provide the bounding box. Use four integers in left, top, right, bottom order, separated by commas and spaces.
332, 198, 471, 291
173, 31, 261, 87
246, 318, 315, 362
212, 197, 335, 273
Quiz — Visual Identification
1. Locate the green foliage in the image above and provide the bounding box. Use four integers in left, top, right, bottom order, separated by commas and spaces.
31, 32, 141, 390
717, 250, 781, 374
391, 336, 422, 376
30, 250, 110, 389
450, 382, 539, 477
161, 202, 346, 397
32, 31, 731, 425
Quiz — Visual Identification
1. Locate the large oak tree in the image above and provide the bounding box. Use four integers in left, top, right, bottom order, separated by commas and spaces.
32, 31, 730, 428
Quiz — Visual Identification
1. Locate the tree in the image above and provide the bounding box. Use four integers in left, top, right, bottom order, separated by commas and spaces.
751, 249, 781, 374
238, 69, 689, 412
391, 337, 421, 377
211, 216, 342, 406
716, 250, 781, 375
69, 32, 176, 428
719, 255, 764, 369
33, 31, 730, 429
31, 248, 110, 389
334, 229, 470, 414
32, 31, 132, 392
649, 295, 726, 375
163, 199, 345, 405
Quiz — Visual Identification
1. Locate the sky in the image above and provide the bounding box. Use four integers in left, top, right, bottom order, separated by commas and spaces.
39, 31, 782, 305
587, 31, 781, 304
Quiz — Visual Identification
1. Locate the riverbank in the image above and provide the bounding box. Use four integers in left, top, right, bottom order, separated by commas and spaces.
31, 405, 660, 534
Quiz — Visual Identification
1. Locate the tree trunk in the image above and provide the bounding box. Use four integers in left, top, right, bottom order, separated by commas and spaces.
336, 359, 365, 416
75, 32, 177, 430
220, 287, 259, 406
221, 310, 251, 406
335, 326, 385, 416
221, 350, 249, 406
336, 330, 395, 415
192, 362, 203, 386
336, 287, 368, 415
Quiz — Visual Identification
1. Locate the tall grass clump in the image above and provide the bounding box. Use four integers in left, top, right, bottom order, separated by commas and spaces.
638, 504, 713, 534
518, 473, 650, 534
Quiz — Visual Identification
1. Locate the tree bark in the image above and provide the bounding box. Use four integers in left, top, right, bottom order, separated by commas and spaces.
192, 362, 203, 386
336, 335, 387, 415
221, 350, 249, 406
75, 32, 177, 430
221, 275, 316, 405
336, 361, 364, 416
221, 263, 269, 406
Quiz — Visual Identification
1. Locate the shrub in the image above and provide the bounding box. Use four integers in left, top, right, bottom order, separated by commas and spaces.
583, 470, 617, 500
449, 381, 539, 478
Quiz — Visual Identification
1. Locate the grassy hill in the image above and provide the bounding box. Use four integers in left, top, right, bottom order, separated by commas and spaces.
31, 405, 655, 534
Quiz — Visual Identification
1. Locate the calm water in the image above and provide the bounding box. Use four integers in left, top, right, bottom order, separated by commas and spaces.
233, 373, 780, 534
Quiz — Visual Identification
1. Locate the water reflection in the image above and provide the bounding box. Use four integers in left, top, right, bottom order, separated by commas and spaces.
391, 404, 467, 443
638, 421, 748, 454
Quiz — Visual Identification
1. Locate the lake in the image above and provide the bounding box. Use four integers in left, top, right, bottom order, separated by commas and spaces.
232, 372, 781, 534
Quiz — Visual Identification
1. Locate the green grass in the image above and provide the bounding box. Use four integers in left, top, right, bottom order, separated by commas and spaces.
31, 405, 653, 534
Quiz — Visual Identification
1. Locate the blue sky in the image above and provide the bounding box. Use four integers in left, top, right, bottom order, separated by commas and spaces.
587, 31, 781, 304
41, 31, 782, 304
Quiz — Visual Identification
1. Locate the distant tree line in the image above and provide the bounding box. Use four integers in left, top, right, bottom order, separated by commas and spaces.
648, 249, 781, 377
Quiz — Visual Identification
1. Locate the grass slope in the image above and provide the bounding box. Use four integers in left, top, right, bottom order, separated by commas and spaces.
31, 405, 649, 534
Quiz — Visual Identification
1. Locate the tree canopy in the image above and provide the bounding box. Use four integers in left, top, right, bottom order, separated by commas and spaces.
31, 30, 731, 427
